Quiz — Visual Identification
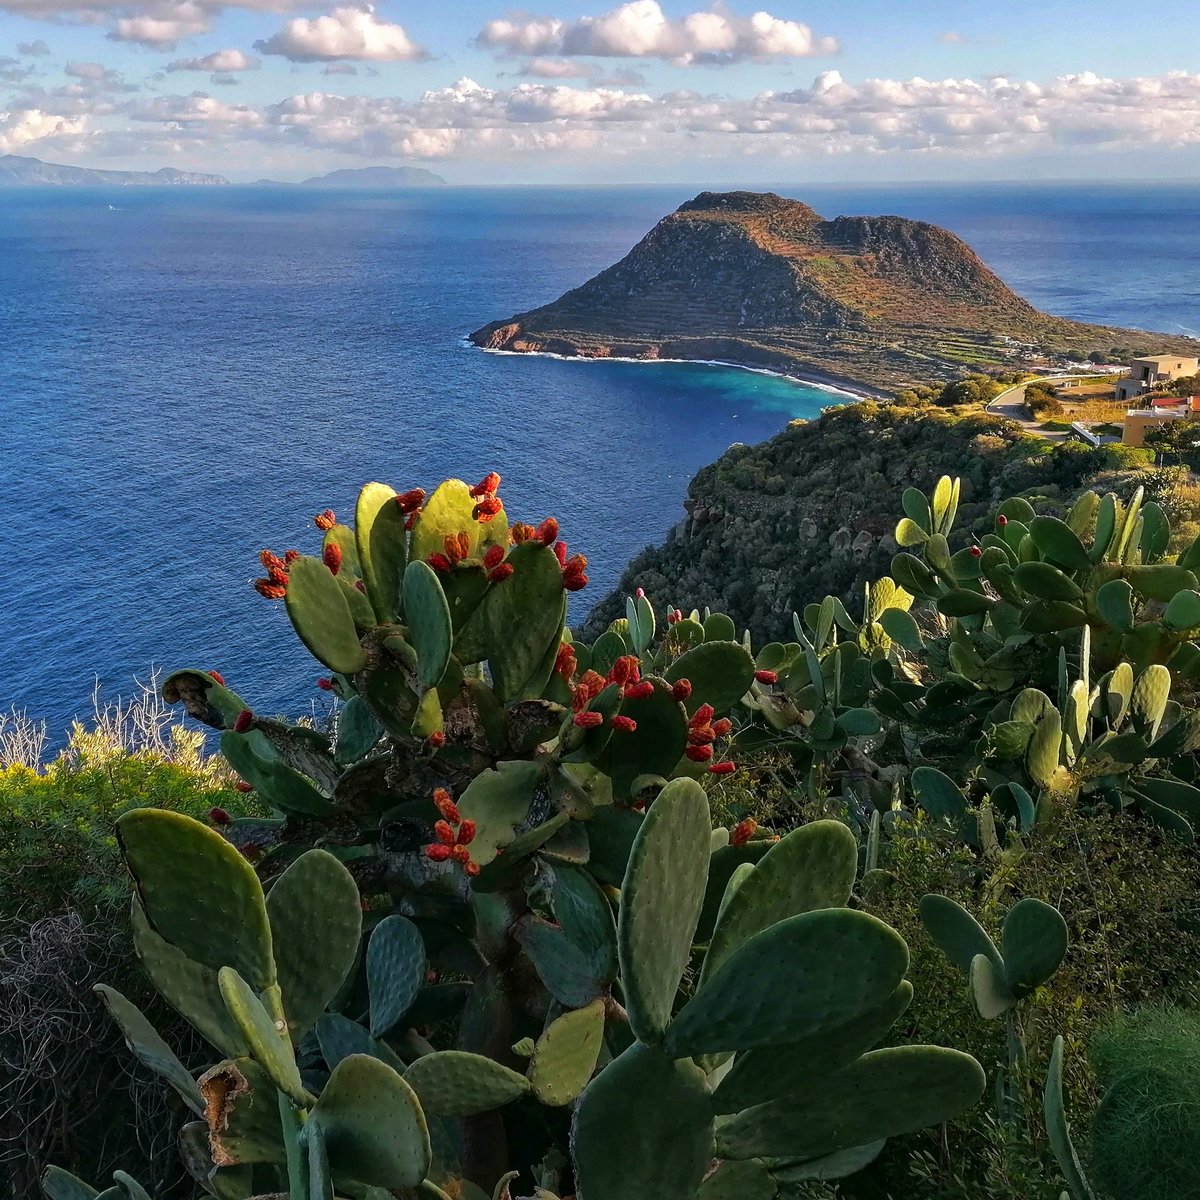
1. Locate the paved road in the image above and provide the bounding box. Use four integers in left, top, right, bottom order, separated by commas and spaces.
984, 373, 1116, 441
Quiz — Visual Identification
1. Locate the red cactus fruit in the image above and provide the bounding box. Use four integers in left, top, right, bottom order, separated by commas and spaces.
536, 517, 559, 545
554, 540, 569, 566
284, 549, 300, 565
469, 472, 501, 498
473, 496, 503, 522
709, 761, 737, 776
259, 549, 285, 572
970, 545, 982, 558
754, 669, 778, 685
510, 522, 535, 543
234, 781, 254, 793
465, 861, 481, 877
434, 820, 456, 846
314, 509, 336, 531
254, 579, 287, 599
611, 715, 637, 733
395, 488, 426, 513
208, 670, 226, 686
685, 744, 714, 762
433, 788, 460, 823
573, 711, 604, 729
456, 819, 476, 846
427, 552, 453, 573
555, 642, 577, 680
690, 704, 715, 727
323, 543, 342, 575
670, 679, 693, 702
624, 680, 655, 700
488, 563, 515, 583
209, 806, 231, 825
730, 817, 757, 845
483, 543, 505, 569
233, 710, 254, 733
712, 717, 733, 737
428, 730, 446, 749
426, 843, 452, 862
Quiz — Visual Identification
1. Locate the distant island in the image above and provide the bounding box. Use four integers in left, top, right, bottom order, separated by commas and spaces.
0, 154, 228, 187
470, 190, 1197, 392
254, 166, 448, 189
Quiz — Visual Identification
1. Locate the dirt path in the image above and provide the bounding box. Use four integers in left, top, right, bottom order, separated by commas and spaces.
985, 374, 1114, 441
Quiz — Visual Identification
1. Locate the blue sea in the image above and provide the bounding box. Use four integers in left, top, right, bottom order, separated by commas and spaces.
2, 182, 1199, 739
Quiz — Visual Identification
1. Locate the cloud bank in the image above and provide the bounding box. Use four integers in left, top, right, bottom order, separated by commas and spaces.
254, 7, 426, 62
477, 1, 839, 65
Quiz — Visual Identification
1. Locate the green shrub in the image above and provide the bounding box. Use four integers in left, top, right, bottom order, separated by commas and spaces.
0, 695, 259, 1200
1089, 1006, 1200, 1200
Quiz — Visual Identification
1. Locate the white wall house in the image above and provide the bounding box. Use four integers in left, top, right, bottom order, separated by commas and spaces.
1114, 354, 1199, 403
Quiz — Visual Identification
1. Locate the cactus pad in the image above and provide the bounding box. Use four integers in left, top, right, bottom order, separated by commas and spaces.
284, 556, 368, 675
403, 1051, 531, 1116
528, 999, 605, 1106
367, 915, 426, 1038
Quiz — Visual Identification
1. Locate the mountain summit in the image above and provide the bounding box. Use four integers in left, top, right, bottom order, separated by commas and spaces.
471, 190, 1193, 390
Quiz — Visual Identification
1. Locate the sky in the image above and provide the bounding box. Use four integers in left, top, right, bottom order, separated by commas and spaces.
2, 0, 1200, 182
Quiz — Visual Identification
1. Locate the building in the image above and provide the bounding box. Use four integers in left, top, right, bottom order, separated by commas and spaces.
1122, 395, 1200, 447
1114, 354, 1199, 403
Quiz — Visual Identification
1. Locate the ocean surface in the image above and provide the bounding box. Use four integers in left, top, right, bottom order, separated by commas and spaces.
2, 182, 1199, 740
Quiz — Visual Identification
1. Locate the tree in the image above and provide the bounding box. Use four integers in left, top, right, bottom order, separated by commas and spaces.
1144, 416, 1200, 468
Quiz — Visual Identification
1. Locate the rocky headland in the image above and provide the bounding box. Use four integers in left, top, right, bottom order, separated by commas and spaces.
471, 190, 1197, 392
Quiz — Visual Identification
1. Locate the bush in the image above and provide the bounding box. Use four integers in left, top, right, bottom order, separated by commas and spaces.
0, 685, 258, 1200
1089, 1006, 1200, 1200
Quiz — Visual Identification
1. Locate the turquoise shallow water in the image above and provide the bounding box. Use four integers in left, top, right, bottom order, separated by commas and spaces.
1, 182, 1197, 736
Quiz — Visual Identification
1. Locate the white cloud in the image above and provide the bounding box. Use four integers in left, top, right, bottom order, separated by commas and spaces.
477, 1, 839, 65
322, 61, 357, 75
166, 48, 259, 71
17, 39, 51, 54
108, 1, 211, 46
0, 106, 87, 151
20, 66, 1200, 174
938, 31, 968, 45
255, 6, 426, 62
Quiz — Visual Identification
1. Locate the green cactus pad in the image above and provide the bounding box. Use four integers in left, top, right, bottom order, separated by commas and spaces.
307, 1054, 430, 1188
130, 899, 248, 1058
879, 608, 923, 650
337, 572, 378, 630
529, 999, 606, 1106
585, 805, 644, 887
703, 611, 738, 642
403, 560, 453, 692
1044, 1035, 1097, 1200
41, 1168, 100, 1200
937, 589, 991, 618
1001, 898, 1068, 997
1164, 589, 1200, 631
161, 669, 248, 729
697, 1160, 776, 1199
403, 1051, 531, 1116
970, 952, 1017, 1018
702, 820, 857, 986
1128, 564, 1199, 601
367, 915, 427, 1038
598, 677, 688, 799
118, 809, 275, 990
1026, 710, 1064, 791
409, 478, 507, 564
712, 980, 913, 1114
456, 760, 544, 867
315, 1012, 407, 1074
664, 641, 756, 715
284, 555, 368, 675
1131, 663, 1171, 731
552, 865, 617, 985
918, 894, 1001, 976
911, 767, 972, 828
265, 850, 361, 1038
617, 777, 711, 1043
665, 909, 907, 1058
334, 694, 383, 765
217, 967, 309, 1105
197, 1058, 286, 1167
1029, 516, 1091, 571
305, 1121, 334, 1200
1014, 561, 1084, 602
716, 1044, 986, 1161
572, 1041, 713, 1200
481, 541, 566, 702
95, 984, 204, 1115
355, 482, 409, 622
772, 1141, 887, 1183
221, 731, 336, 818
516, 916, 605, 1008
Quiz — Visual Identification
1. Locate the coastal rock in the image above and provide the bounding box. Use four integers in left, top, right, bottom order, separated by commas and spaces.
470, 190, 1196, 391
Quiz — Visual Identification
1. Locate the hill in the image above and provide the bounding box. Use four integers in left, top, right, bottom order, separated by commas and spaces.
471, 190, 1197, 391
580, 400, 1193, 644
0, 154, 227, 186
299, 165, 447, 188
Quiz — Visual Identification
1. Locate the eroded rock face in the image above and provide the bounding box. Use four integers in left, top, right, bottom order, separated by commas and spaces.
469, 190, 1195, 390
